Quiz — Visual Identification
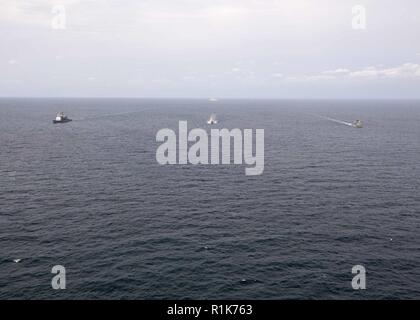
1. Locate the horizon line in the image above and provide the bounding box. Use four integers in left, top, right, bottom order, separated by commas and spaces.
1, 96, 420, 100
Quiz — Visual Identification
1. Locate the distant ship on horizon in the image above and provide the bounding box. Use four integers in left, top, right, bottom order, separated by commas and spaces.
352, 120, 363, 128
207, 114, 218, 125
53, 112, 72, 124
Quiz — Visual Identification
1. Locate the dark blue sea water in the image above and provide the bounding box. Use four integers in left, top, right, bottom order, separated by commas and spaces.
1, 98, 419, 299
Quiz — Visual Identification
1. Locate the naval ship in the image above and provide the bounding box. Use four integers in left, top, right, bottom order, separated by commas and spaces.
207, 114, 218, 125
53, 112, 72, 124
352, 120, 363, 128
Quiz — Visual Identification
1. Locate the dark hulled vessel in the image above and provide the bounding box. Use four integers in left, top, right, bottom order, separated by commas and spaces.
53, 112, 72, 124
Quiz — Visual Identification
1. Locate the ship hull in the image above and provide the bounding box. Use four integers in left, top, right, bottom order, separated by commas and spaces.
53, 119, 72, 124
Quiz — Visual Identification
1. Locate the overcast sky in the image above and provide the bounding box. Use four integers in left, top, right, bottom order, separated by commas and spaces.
1, 0, 420, 98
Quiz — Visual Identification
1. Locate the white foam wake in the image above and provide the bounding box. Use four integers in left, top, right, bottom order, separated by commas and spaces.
318, 115, 353, 127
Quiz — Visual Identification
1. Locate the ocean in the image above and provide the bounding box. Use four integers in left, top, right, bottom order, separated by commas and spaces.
1, 98, 419, 299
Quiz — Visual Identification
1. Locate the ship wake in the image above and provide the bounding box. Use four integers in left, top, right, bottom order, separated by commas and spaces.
317, 115, 353, 127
